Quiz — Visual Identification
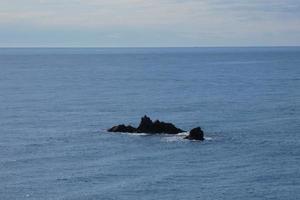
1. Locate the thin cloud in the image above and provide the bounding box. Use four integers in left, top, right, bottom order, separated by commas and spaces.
0, 0, 299, 46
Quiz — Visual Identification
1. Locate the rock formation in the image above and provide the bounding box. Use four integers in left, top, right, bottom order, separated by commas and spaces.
108, 115, 184, 134
108, 115, 205, 141
184, 127, 204, 141
137, 115, 184, 134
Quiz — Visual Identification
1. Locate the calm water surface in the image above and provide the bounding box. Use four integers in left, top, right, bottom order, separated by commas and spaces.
0, 47, 299, 200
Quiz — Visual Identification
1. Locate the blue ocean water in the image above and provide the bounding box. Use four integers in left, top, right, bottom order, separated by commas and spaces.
0, 47, 299, 200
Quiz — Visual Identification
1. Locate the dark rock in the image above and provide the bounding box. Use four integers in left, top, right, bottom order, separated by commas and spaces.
184, 127, 204, 141
107, 115, 184, 134
137, 115, 153, 132
107, 124, 137, 133
137, 115, 184, 134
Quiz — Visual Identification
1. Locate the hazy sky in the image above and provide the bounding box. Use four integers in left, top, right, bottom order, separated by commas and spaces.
0, 0, 300, 47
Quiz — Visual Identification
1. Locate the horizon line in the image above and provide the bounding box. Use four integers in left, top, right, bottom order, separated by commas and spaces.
1, 45, 300, 49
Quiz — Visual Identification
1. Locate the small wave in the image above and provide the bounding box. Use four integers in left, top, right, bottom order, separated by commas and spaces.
163, 135, 186, 142
204, 136, 213, 140
106, 131, 149, 136
107, 130, 184, 137
164, 135, 214, 142
107, 130, 214, 142
176, 132, 189, 136
121, 132, 149, 136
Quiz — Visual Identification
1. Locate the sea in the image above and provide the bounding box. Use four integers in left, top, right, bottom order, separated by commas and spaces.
0, 47, 299, 200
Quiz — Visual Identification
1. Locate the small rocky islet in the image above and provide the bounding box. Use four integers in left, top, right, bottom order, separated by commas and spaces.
108, 115, 204, 141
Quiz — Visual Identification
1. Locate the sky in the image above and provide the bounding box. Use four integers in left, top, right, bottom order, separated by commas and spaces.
0, 0, 300, 47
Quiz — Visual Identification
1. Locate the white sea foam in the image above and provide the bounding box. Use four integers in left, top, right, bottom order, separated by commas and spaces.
176, 132, 189, 136
112, 132, 149, 136
107, 130, 213, 142
163, 135, 186, 142
124, 132, 148, 136
204, 136, 213, 140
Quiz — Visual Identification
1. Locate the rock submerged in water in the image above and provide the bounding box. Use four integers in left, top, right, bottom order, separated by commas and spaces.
108, 115, 205, 141
108, 115, 184, 134
184, 127, 204, 141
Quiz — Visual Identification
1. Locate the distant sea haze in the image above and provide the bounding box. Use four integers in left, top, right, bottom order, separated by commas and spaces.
0, 47, 299, 200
